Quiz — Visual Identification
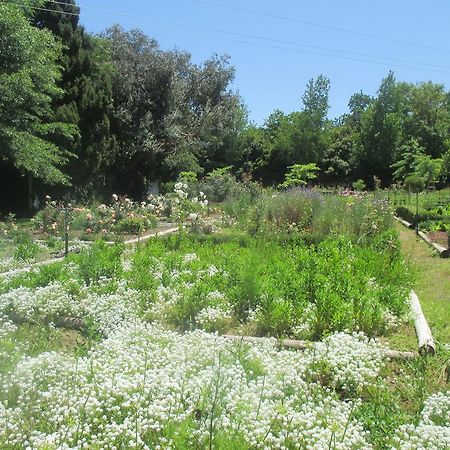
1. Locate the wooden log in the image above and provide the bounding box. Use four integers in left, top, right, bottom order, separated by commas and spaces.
6, 314, 419, 359
394, 216, 414, 229
417, 230, 449, 258
223, 334, 418, 360
8, 312, 85, 332
409, 290, 436, 355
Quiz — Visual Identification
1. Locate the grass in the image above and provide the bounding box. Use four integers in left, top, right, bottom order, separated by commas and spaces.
392, 222, 450, 346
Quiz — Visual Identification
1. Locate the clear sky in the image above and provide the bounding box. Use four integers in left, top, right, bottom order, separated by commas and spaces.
76, 0, 450, 125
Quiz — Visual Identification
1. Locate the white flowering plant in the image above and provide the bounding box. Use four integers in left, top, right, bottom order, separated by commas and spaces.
0, 227, 447, 449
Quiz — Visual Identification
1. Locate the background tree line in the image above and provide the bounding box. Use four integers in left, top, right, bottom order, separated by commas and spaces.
1, 0, 449, 213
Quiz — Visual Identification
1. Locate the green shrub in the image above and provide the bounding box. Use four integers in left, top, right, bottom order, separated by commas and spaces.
71, 241, 124, 285
114, 216, 146, 234
353, 179, 366, 191
13, 233, 39, 262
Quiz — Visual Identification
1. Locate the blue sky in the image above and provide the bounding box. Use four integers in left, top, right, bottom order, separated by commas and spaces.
77, 0, 450, 125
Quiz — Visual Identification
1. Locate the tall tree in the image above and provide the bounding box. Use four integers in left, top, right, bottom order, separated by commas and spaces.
356, 72, 405, 184
105, 26, 244, 195
33, 0, 118, 197
302, 74, 331, 129
403, 81, 450, 158
0, 1, 75, 185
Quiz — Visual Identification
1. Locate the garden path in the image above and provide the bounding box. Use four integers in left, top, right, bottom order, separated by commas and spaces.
396, 223, 450, 345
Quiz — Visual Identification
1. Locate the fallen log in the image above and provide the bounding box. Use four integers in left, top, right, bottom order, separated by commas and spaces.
417, 230, 449, 258
223, 334, 418, 360
394, 216, 414, 229
409, 290, 435, 355
8, 312, 85, 332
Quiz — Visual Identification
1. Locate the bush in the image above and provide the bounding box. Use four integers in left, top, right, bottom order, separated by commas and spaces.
71, 241, 124, 285
353, 179, 366, 191
114, 216, 146, 234
13, 232, 39, 262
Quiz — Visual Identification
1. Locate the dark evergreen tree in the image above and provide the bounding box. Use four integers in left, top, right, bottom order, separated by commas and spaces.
33, 1, 117, 198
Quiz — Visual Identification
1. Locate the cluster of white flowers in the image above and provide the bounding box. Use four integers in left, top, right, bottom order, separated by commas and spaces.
146, 194, 169, 217
0, 282, 143, 335
192, 191, 208, 208
174, 182, 188, 199
291, 303, 317, 339
1, 321, 379, 449
196, 304, 233, 329
146, 255, 229, 326
304, 332, 386, 391
183, 253, 198, 263
0, 242, 447, 448
0, 317, 17, 339
393, 391, 450, 449
382, 308, 401, 331
0, 256, 21, 273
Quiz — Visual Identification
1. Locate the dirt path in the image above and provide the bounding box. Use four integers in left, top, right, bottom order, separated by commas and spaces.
395, 223, 450, 346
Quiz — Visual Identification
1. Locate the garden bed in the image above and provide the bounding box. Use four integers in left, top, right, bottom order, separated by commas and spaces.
0, 192, 448, 449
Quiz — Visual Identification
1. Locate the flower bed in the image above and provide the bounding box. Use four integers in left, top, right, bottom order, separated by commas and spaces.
31, 184, 209, 241
0, 227, 448, 448
0, 231, 411, 340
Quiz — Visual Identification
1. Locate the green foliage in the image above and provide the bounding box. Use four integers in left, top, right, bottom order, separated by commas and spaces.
280, 163, 320, 188
13, 233, 39, 262
105, 25, 244, 194
71, 241, 123, 285
352, 179, 366, 191
32, 1, 118, 195
199, 168, 241, 202
302, 74, 330, 129
404, 175, 425, 194
413, 155, 443, 189
126, 232, 410, 339
114, 216, 146, 234
178, 171, 198, 183
0, 2, 76, 184
226, 190, 393, 244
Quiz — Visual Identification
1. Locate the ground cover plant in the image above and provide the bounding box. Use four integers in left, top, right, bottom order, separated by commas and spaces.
0, 270, 448, 448
0, 192, 448, 449
0, 231, 411, 341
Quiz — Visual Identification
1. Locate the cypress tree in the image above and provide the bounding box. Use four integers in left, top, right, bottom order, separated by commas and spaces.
33, 0, 117, 198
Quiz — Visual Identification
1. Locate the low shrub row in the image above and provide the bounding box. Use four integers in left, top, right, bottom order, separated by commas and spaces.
1, 231, 412, 340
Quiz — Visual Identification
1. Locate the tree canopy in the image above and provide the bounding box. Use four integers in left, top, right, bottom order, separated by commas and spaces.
1, 0, 449, 206
0, 1, 75, 185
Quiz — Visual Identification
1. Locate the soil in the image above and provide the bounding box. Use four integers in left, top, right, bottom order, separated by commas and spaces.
427, 230, 449, 249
